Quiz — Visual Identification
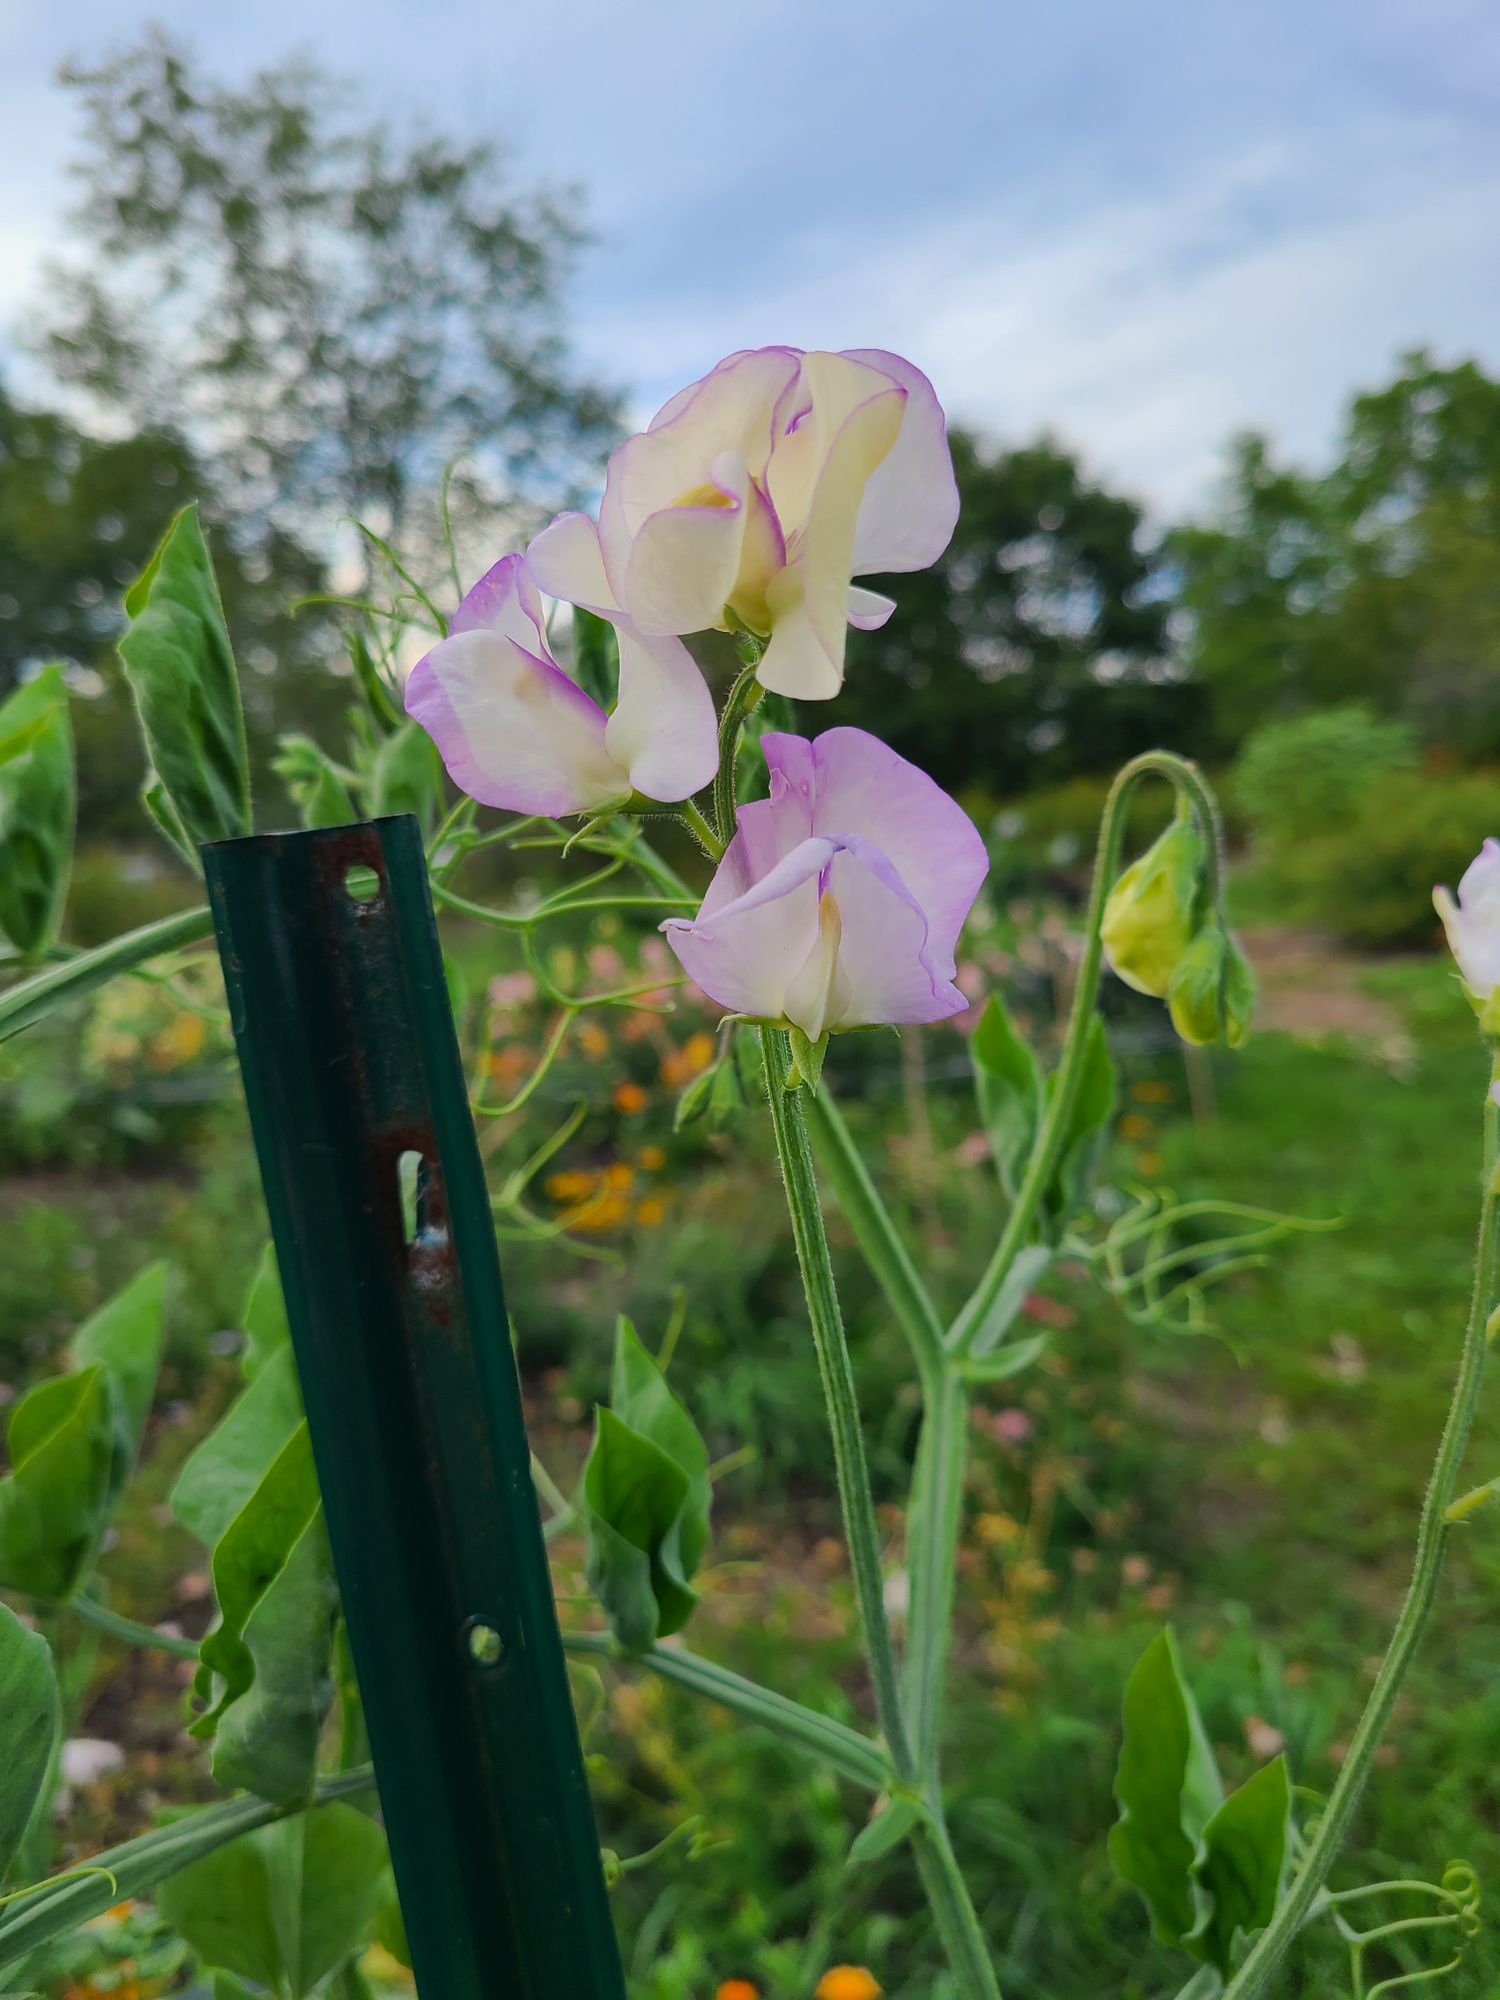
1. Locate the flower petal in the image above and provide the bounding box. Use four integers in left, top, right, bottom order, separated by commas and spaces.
604, 623, 718, 803
848, 585, 896, 630
840, 348, 960, 575
620, 452, 755, 636
525, 512, 620, 617
763, 727, 988, 967
600, 348, 801, 605
661, 835, 832, 1020
449, 551, 550, 647
404, 628, 620, 817
820, 837, 968, 1027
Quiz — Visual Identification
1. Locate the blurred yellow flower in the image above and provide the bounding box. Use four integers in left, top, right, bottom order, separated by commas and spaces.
613, 1080, 649, 1114
815, 1969, 882, 2000
636, 1196, 667, 1228
637, 1144, 667, 1171
604, 1161, 636, 1190
660, 1030, 716, 1088
1132, 1078, 1174, 1103
545, 1169, 598, 1203
1118, 1112, 1153, 1140
579, 1021, 610, 1059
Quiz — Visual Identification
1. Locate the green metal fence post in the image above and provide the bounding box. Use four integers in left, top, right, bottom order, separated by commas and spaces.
203, 813, 626, 2000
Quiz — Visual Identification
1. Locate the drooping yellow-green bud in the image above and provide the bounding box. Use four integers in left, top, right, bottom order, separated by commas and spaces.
1167, 920, 1255, 1048
1101, 808, 1205, 998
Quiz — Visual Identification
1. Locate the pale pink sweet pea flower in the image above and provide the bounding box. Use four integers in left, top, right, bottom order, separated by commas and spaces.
661, 727, 988, 1038
528, 347, 958, 703
1435, 839, 1500, 1027
404, 553, 716, 816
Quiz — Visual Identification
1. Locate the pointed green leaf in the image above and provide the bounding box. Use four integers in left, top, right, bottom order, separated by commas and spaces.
1187, 1755, 1291, 1975
0, 1367, 115, 1600
971, 994, 1043, 1197
172, 1344, 304, 1549
582, 1408, 696, 1653
366, 719, 440, 832
0, 666, 73, 956
0, 1604, 59, 1883
610, 1318, 710, 1579
157, 1802, 386, 1998
848, 1794, 923, 1865
959, 1331, 1051, 1385
966, 1244, 1053, 1359
70, 1261, 168, 1507
1042, 1015, 1117, 1239
272, 735, 357, 830
1109, 1629, 1224, 1948
240, 1245, 291, 1382
119, 504, 250, 850
191, 1423, 336, 1804
0, 904, 215, 1045
572, 607, 619, 708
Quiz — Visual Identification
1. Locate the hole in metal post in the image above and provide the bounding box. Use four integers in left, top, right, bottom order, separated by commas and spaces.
463, 1618, 504, 1668
396, 1149, 424, 1243
344, 862, 381, 903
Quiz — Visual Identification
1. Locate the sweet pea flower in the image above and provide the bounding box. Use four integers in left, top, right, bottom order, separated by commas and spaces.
404, 553, 715, 816
1435, 838, 1500, 1030
661, 728, 987, 1038
527, 347, 958, 703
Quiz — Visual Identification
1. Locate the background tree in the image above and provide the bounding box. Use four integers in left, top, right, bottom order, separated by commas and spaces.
1172, 352, 1500, 761
36, 29, 621, 567
840, 432, 1195, 797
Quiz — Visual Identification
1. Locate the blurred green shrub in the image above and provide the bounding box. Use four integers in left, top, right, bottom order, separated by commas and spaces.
1256, 766, 1500, 946
1234, 704, 1417, 848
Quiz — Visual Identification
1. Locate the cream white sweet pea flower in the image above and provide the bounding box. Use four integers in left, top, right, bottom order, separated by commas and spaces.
527, 346, 959, 702
1436, 838, 1500, 1034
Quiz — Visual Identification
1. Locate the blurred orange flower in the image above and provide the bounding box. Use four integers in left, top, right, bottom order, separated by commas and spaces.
613, 1081, 649, 1114
636, 1196, 667, 1228
815, 1970, 882, 2000
637, 1145, 667, 1171
716, 1982, 759, 2000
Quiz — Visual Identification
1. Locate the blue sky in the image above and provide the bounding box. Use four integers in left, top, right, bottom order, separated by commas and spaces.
2, 0, 1498, 513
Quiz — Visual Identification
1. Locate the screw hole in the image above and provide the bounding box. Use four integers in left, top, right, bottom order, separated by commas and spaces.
345, 863, 380, 904
463, 1618, 504, 1668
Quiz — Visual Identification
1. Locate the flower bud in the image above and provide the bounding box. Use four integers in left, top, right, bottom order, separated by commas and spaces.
1101, 810, 1205, 998
1167, 920, 1255, 1048
1435, 839, 1500, 1035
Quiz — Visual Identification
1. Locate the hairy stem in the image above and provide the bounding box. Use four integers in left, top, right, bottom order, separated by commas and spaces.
758, 1027, 914, 1781
67, 1593, 200, 1661
1222, 1063, 1500, 1999
902, 1368, 970, 1773
913, 1815, 1004, 2000
711, 659, 764, 846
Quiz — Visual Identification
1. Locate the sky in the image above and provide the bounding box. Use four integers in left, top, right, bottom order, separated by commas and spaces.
2, 0, 1498, 516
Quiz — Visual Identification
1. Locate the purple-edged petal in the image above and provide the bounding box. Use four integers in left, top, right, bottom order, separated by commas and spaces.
525, 512, 620, 617
662, 836, 832, 1021
449, 551, 550, 648
763, 727, 989, 967
620, 452, 760, 636
819, 837, 968, 1027
1437, 835, 1500, 996
604, 623, 717, 803
404, 628, 620, 817
848, 585, 897, 630
840, 348, 960, 576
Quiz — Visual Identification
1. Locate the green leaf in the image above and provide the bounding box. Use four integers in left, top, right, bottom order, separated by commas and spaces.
582, 1409, 696, 1654
191, 1423, 337, 1804
156, 1801, 387, 1998
970, 994, 1042, 1198
172, 1344, 304, 1549
1168, 922, 1256, 1050
785, 1025, 828, 1093
0, 1604, 59, 1883
0, 666, 74, 956
272, 734, 357, 829
240, 1245, 291, 1382
848, 1794, 923, 1865
572, 606, 619, 708
0, 905, 215, 1044
365, 719, 440, 832
674, 1063, 717, 1131
69, 1261, 168, 1508
119, 504, 250, 851
1109, 1628, 1224, 1948
965, 1243, 1053, 1359
1041, 1015, 1117, 1240
346, 630, 402, 735
374, 1870, 410, 1967
959, 1331, 1051, 1385
610, 1318, 711, 1581
210, 1975, 262, 1999
1187, 1755, 1291, 1975
0, 1367, 115, 1600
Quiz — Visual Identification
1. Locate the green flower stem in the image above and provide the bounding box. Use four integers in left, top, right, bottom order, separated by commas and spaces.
758, 1028, 915, 1782
678, 798, 725, 860
0, 1766, 376, 1966
1222, 1061, 1500, 2000
0, 903, 215, 1043
912, 1815, 1004, 2000
902, 1369, 970, 1773
801, 1087, 947, 1376
562, 1631, 890, 1792
711, 659, 764, 846
949, 750, 1213, 1355
66, 1593, 200, 1661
